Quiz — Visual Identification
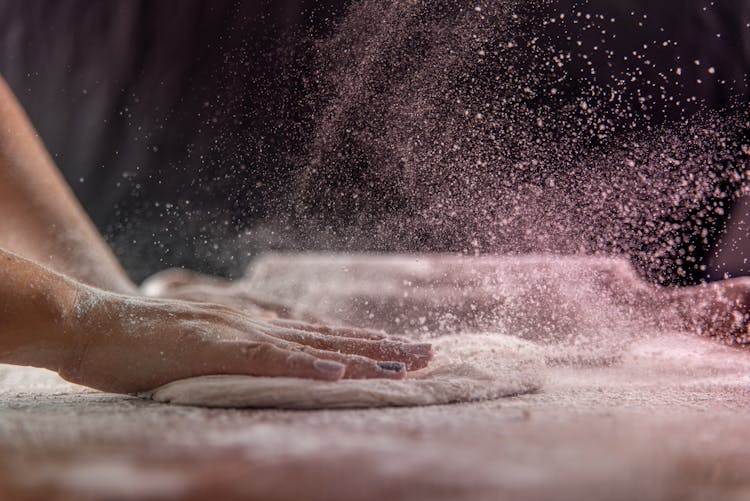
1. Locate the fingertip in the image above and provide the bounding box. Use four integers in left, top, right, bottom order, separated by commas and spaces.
344, 360, 408, 380
313, 359, 346, 380
406, 342, 434, 356
377, 361, 406, 374
376, 361, 408, 379
367, 340, 433, 370
403, 342, 433, 370
358, 328, 389, 340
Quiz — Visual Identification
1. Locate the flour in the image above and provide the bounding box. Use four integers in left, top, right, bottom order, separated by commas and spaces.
244, 253, 657, 363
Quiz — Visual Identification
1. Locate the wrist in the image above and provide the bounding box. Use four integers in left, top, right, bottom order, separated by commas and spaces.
56, 281, 118, 381
0, 254, 83, 372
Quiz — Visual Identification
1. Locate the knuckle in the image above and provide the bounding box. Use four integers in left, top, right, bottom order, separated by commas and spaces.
286, 352, 313, 366
244, 342, 282, 361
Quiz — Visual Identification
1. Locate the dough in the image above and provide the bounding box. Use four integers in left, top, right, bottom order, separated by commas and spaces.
142, 334, 545, 409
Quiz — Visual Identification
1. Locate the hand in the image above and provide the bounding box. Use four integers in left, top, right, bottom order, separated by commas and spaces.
140, 268, 322, 322
675, 277, 750, 344
58, 286, 433, 394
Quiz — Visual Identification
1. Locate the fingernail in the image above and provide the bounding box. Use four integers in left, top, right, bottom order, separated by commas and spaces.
377, 361, 405, 372
314, 360, 346, 375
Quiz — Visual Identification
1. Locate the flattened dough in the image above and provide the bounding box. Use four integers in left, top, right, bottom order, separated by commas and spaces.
142, 334, 545, 409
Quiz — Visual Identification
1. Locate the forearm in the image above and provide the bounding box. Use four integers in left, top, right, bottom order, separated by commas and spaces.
0, 76, 135, 294
0, 248, 80, 372
626, 282, 720, 333
668, 279, 750, 342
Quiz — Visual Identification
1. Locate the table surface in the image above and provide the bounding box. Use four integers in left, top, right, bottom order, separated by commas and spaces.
2, 330, 750, 501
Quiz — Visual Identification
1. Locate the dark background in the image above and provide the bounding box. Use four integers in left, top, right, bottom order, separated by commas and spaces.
0, 0, 350, 281
0, 0, 748, 283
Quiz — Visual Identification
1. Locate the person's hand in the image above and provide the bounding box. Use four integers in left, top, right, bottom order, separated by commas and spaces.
140, 268, 322, 322
58, 286, 433, 394
675, 277, 750, 345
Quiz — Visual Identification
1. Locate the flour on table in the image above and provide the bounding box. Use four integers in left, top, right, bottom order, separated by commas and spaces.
142, 334, 545, 410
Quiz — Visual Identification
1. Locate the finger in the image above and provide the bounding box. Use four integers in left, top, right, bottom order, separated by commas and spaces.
241, 296, 325, 323
218, 342, 346, 381
267, 318, 388, 340
195, 289, 323, 323
161, 288, 278, 319
272, 329, 432, 371
289, 344, 409, 380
